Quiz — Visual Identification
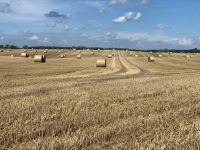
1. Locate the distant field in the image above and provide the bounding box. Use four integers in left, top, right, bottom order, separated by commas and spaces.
0, 49, 200, 149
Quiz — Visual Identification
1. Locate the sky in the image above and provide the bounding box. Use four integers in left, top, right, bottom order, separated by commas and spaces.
0, 0, 200, 49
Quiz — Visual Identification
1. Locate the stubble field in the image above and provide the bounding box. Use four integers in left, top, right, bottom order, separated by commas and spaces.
0, 49, 200, 150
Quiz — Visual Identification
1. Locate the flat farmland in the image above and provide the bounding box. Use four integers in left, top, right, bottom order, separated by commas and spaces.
0, 50, 200, 150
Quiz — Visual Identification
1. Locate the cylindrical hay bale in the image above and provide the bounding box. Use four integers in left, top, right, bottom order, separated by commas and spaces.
148, 56, 155, 62
108, 54, 112, 58
11, 54, 15, 57
24, 50, 27, 52
91, 52, 94, 55
34, 55, 46, 63
44, 50, 47, 53
135, 55, 138, 57
77, 54, 82, 59
21, 53, 29, 57
78, 50, 81, 53
35, 50, 37, 53
112, 53, 114, 56
60, 54, 65, 58
96, 58, 107, 67
58, 51, 61, 53
158, 54, 162, 57
0, 50, 3, 52
185, 55, 190, 58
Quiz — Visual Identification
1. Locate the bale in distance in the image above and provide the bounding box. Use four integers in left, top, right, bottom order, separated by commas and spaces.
44, 50, 47, 53
24, 50, 27, 52
91, 52, 94, 55
96, 58, 107, 67
21, 53, 29, 57
60, 54, 66, 58
11, 54, 15, 57
34, 55, 46, 63
108, 54, 112, 58
148, 56, 155, 62
77, 54, 82, 59
158, 54, 162, 57
112, 53, 114, 56
0, 50, 3, 52
135, 55, 138, 57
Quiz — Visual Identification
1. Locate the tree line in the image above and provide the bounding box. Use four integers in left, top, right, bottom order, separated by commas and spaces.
0, 44, 200, 53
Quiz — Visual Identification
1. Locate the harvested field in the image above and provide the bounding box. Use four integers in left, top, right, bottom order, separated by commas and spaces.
0, 50, 200, 149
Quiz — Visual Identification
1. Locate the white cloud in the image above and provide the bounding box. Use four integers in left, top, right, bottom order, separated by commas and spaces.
113, 11, 142, 23
29, 35, 39, 40
156, 24, 171, 30
64, 25, 70, 31
141, 0, 150, 6
113, 16, 127, 23
80, 33, 89, 38
109, 0, 127, 5
134, 12, 142, 20
40, 37, 49, 43
46, 21, 57, 27
0, 36, 4, 40
178, 37, 193, 46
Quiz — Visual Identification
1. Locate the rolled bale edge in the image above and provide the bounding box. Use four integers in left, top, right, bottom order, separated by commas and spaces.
96, 58, 107, 67
21, 53, 29, 57
148, 56, 155, 62
34, 55, 46, 62
108, 54, 112, 58
77, 54, 82, 59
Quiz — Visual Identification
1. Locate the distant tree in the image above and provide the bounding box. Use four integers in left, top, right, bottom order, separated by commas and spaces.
23, 45, 29, 49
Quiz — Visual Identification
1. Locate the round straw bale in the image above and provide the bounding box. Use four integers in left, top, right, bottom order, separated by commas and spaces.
148, 56, 155, 62
108, 54, 112, 58
158, 54, 162, 57
60, 54, 66, 58
96, 58, 107, 67
135, 55, 138, 57
77, 54, 82, 59
11, 54, 15, 57
0, 50, 3, 52
91, 52, 94, 55
34, 55, 46, 62
24, 50, 27, 52
184, 55, 190, 58
21, 53, 29, 57
112, 53, 114, 56
58, 51, 61, 53
44, 50, 47, 53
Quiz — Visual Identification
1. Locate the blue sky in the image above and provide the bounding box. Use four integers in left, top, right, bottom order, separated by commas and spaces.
0, 0, 200, 49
